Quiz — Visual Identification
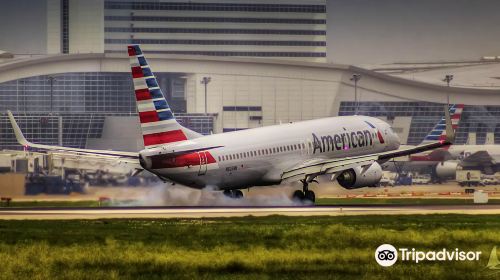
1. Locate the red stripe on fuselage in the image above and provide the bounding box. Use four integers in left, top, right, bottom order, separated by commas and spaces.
139, 111, 159, 123
151, 151, 216, 169
135, 88, 151, 101
131, 66, 143, 78
143, 129, 187, 146
410, 151, 447, 161
409, 155, 438, 162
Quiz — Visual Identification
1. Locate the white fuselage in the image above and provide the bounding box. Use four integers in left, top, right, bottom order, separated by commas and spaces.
140, 115, 400, 190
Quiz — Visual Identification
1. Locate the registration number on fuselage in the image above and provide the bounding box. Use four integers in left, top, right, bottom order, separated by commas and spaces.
226, 166, 238, 172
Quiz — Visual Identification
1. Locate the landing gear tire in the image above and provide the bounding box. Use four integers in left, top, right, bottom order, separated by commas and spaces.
292, 190, 316, 203
292, 190, 305, 201
223, 189, 243, 199
292, 179, 316, 204
304, 190, 315, 203
223, 190, 232, 197
233, 190, 243, 199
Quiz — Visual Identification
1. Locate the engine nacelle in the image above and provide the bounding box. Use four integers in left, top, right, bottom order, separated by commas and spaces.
337, 162, 383, 189
435, 160, 459, 179
138, 153, 152, 170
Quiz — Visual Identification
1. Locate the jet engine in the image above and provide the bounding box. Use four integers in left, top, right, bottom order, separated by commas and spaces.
435, 160, 459, 179
138, 153, 152, 170
337, 162, 383, 189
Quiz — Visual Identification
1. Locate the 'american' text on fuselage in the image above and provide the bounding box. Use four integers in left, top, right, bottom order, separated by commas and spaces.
312, 130, 374, 154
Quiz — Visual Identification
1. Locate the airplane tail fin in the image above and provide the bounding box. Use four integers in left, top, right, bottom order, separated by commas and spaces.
421, 104, 463, 144
128, 44, 202, 149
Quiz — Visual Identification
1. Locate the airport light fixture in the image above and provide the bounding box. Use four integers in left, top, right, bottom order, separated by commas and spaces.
201, 76, 211, 114
350, 74, 362, 115
443, 74, 453, 106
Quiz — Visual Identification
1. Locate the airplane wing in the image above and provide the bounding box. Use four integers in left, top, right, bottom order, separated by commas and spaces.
282, 105, 455, 182
7, 110, 139, 159
282, 141, 451, 182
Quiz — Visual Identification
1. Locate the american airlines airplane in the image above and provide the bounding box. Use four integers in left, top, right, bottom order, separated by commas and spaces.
7, 45, 454, 203
382, 104, 463, 180
384, 104, 500, 180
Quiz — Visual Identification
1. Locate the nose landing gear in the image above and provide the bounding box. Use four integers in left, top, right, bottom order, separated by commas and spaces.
292, 179, 317, 203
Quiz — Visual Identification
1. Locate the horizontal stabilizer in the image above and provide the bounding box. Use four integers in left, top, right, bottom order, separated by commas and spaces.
7, 110, 138, 158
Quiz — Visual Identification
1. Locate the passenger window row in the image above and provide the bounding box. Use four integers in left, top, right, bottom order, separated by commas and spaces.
218, 143, 306, 162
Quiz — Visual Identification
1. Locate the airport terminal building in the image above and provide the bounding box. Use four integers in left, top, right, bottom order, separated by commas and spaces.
1, 0, 500, 152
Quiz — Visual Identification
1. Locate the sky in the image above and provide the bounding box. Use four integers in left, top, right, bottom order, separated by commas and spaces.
0, 0, 46, 55
326, 0, 500, 64
0, 0, 499, 64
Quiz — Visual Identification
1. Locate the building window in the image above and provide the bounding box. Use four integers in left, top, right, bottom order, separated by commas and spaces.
104, 2, 326, 14
61, 0, 69, 53
105, 27, 326, 36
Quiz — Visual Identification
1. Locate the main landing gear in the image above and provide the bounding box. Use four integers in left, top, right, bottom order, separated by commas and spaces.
292, 179, 316, 203
223, 189, 243, 199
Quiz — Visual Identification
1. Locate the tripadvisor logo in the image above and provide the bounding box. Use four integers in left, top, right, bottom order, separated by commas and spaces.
375, 244, 398, 267
375, 244, 482, 267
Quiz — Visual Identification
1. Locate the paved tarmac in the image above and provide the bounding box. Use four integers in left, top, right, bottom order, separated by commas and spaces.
0, 204, 499, 219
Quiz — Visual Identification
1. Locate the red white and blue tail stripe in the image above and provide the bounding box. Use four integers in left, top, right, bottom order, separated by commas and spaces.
422, 104, 463, 143
128, 44, 192, 148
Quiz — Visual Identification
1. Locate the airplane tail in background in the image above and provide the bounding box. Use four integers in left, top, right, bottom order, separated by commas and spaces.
128, 44, 201, 149
421, 104, 463, 144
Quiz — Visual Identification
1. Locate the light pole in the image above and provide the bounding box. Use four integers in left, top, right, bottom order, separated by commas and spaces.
350, 74, 362, 115
443, 74, 453, 107
200, 76, 211, 114
47, 76, 56, 114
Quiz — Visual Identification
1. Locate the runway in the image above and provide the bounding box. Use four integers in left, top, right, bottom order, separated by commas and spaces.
0, 204, 500, 219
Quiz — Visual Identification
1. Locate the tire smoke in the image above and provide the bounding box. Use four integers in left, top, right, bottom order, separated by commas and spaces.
112, 183, 305, 206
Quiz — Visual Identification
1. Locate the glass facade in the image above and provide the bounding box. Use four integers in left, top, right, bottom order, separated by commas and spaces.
103, 0, 327, 60
339, 102, 500, 145
106, 50, 326, 57
0, 72, 135, 113
0, 113, 106, 149
0, 72, 214, 150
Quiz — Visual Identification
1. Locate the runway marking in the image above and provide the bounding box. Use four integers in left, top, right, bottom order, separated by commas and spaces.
0, 205, 499, 219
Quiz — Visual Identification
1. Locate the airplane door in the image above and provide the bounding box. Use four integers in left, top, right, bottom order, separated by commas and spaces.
198, 151, 208, 176
306, 139, 314, 155
300, 140, 308, 156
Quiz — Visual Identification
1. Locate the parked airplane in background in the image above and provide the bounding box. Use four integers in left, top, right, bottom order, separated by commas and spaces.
382, 104, 463, 180
383, 104, 500, 180
7, 45, 454, 203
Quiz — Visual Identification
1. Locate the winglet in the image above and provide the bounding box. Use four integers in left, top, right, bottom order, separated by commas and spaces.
7, 110, 31, 147
444, 105, 455, 144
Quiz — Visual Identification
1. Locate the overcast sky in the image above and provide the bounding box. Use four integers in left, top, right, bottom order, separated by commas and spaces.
0, 0, 46, 55
327, 0, 500, 64
0, 0, 499, 64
